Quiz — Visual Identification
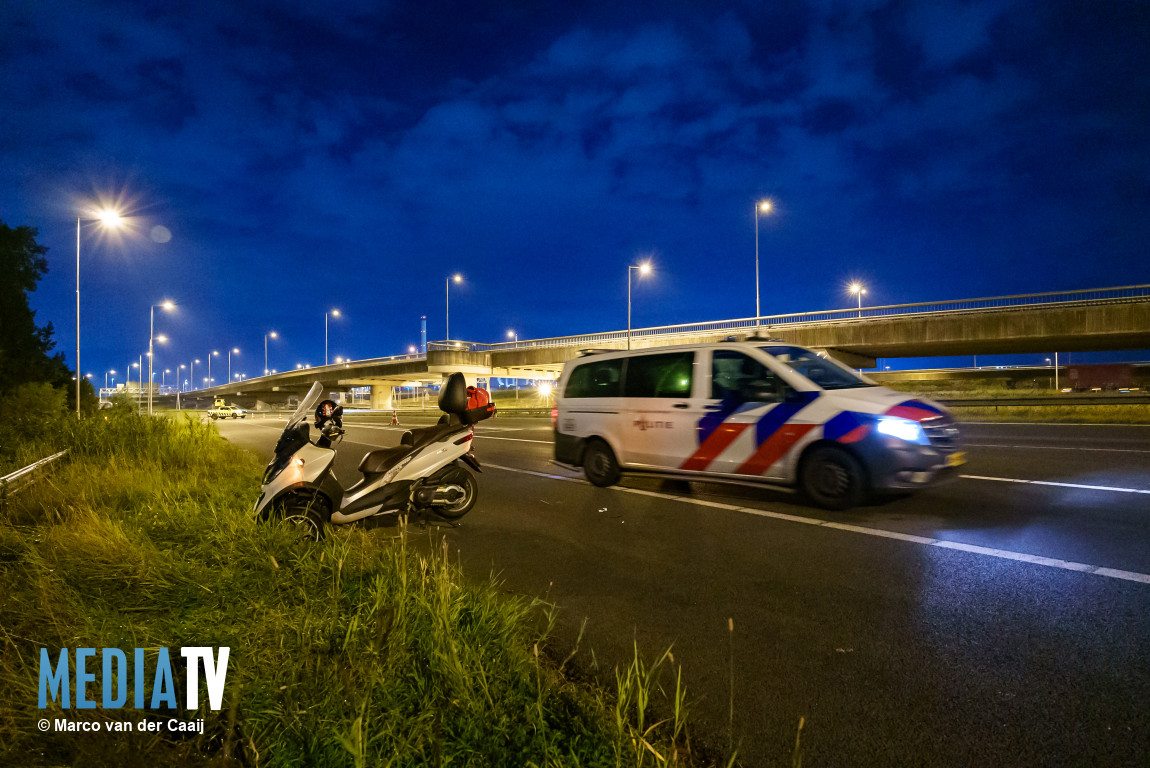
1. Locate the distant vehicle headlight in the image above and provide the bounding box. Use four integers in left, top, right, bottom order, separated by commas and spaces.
876, 417, 928, 444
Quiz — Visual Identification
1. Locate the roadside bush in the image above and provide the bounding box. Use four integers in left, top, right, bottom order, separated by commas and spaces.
0, 382, 69, 472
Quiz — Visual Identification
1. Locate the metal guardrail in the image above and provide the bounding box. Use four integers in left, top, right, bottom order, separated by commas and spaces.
0, 450, 69, 508
429, 283, 1150, 354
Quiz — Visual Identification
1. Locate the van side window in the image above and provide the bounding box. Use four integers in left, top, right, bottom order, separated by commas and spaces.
623, 352, 695, 398
711, 350, 780, 400
564, 358, 623, 398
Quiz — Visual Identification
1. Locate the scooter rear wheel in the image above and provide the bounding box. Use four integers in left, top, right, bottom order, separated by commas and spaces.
433, 466, 478, 520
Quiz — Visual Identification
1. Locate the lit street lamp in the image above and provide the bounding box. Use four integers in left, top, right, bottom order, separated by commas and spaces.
508, 330, 519, 399
190, 359, 200, 391
208, 351, 220, 390
76, 206, 124, 417
264, 331, 278, 375
148, 300, 174, 414
754, 200, 772, 331
627, 261, 652, 350
446, 274, 462, 341
325, 309, 341, 366
105, 369, 116, 390
228, 348, 239, 383
849, 283, 867, 318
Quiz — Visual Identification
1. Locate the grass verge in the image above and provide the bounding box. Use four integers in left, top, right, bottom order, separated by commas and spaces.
0, 410, 712, 767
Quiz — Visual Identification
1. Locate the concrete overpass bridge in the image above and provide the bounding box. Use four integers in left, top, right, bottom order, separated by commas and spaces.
182, 284, 1150, 409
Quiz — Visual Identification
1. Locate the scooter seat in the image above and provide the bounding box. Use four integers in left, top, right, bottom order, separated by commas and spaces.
404, 422, 466, 451
358, 446, 413, 475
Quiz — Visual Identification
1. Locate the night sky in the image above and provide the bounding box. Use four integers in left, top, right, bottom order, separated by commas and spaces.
3, 1, 1148, 386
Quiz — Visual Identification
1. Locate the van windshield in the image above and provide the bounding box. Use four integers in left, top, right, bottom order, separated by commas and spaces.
759, 346, 874, 390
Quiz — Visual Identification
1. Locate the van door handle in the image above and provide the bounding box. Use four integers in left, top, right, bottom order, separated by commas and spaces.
672, 403, 689, 409
703, 404, 723, 411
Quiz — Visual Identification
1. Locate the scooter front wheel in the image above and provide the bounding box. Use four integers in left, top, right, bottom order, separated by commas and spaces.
432, 466, 478, 520
271, 489, 330, 541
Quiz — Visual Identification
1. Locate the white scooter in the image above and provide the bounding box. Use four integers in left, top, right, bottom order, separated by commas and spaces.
254, 373, 495, 538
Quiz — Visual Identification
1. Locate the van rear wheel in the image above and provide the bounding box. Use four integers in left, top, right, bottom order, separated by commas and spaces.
583, 439, 621, 487
800, 446, 865, 511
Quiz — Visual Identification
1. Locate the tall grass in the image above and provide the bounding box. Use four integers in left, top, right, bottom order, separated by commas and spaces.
0, 411, 711, 766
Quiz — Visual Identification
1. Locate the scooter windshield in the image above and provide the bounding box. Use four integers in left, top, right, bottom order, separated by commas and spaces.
285, 382, 324, 431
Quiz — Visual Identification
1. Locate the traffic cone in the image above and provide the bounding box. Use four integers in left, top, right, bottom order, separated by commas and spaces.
391, 410, 399, 426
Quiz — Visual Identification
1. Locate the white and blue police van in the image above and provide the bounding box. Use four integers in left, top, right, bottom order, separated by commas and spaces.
552, 341, 964, 509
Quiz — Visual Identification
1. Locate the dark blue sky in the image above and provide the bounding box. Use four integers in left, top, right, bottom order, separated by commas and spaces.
3, 1, 1148, 384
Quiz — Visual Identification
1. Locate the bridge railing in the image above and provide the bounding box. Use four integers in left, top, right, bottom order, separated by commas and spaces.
430, 284, 1150, 354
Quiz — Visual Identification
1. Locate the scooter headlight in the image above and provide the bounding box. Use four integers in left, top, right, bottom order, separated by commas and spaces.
876, 417, 928, 445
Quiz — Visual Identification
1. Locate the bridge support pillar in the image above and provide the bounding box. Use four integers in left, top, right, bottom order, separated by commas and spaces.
370, 385, 394, 410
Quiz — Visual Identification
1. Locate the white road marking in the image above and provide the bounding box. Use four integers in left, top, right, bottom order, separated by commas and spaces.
959, 474, 1150, 495
483, 462, 1150, 586
965, 443, 1150, 454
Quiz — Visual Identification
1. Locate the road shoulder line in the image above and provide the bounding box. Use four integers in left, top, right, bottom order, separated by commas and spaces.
483, 462, 1150, 586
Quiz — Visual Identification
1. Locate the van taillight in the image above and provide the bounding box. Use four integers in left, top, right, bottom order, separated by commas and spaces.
550, 407, 558, 430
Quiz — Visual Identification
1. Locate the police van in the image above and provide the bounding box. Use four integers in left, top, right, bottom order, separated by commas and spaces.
552, 341, 964, 509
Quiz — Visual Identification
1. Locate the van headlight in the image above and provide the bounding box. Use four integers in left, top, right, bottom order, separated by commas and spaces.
876, 417, 928, 445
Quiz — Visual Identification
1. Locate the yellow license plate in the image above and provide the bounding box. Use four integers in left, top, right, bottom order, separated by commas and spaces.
946, 451, 967, 467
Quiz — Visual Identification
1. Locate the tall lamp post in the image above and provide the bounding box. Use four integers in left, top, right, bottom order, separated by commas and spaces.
228, 348, 239, 384
148, 301, 174, 415
507, 330, 519, 399
627, 262, 652, 350
446, 274, 462, 342
105, 369, 116, 390
76, 207, 124, 417
325, 309, 340, 365
754, 199, 772, 332
190, 359, 200, 391
848, 283, 867, 318
208, 350, 220, 390
264, 331, 278, 375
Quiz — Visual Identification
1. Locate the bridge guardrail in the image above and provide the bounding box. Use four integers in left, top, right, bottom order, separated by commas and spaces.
1, 450, 69, 509
429, 283, 1150, 353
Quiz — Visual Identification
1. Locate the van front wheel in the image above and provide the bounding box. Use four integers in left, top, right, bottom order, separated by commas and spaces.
583, 439, 621, 488
800, 446, 865, 510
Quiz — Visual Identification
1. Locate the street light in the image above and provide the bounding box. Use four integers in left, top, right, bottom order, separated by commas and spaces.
508, 330, 519, 399
76, 206, 124, 417
228, 348, 239, 383
754, 199, 772, 331
627, 261, 652, 350
190, 359, 200, 391
148, 300, 174, 415
105, 369, 116, 390
264, 331, 278, 375
446, 274, 462, 341
848, 283, 867, 318
208, 351, 220, 391
325, 309, 341, 366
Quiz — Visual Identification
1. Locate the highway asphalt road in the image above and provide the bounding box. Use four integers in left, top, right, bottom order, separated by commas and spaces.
218, 413, 1150, 766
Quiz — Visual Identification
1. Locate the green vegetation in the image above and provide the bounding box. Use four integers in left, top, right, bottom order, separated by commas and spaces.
881, 383, 1150, 424
945, 403, 1149, 424
0, 409, 714, 766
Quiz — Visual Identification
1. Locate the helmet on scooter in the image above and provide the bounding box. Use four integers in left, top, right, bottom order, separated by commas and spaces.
314, 399, 343, 429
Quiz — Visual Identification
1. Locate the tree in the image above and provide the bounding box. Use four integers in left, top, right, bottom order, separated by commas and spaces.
0, 221, 75, 393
